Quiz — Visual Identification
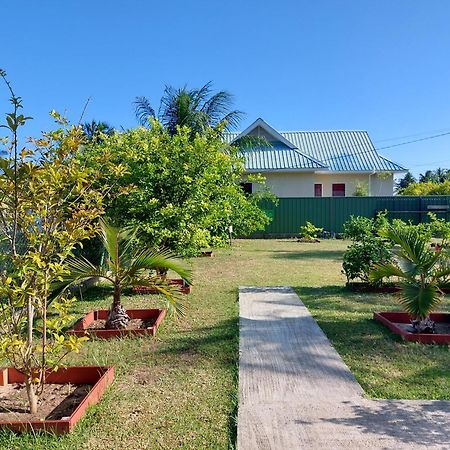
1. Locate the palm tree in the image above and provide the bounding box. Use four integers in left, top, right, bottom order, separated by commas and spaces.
61, 220, 191, 329
134, 81, 243, 135
82, 120, 114, 143
369, 226, 450, 333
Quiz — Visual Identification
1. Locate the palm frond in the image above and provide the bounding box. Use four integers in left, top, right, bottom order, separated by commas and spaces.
397, 282, 442, 320
134, 96, 156, 127
369, 263, 408, 283
128, 248, 191, 283
128, 277, 185, 316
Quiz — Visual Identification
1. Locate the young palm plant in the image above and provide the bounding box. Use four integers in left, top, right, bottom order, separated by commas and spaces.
61, 220, 192, 329
369, 226, 450, 333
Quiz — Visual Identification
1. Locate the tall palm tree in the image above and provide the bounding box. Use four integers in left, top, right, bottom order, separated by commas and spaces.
370, 226, 450, 333
134, 82, 243, 135
61, 220, 191, 329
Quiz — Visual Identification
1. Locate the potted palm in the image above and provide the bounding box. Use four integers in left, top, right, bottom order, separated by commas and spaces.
62, 220, 191, 338
370, 226, 450, 342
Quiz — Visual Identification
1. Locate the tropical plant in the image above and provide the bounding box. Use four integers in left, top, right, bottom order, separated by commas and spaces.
299, 221, 323, 241
134, 81, 243, 136
61, 220, 192, 329
369, 226, 450, 333
0, 69, 105, 413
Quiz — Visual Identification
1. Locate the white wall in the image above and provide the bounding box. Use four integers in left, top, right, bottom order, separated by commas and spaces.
251, 172, 394, 197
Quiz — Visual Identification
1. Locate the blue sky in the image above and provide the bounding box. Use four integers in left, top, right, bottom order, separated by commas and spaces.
1, 0, 450, 177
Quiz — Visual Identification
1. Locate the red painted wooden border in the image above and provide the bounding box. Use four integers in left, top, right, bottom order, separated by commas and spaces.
68, 308, 167, 339
374, 311, 450, 344
0, 366, 114, 434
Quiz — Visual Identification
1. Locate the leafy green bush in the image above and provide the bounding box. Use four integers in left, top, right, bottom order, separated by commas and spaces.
342, 236, 392, 283
299, 221, 323, 240
81, 121, 274, 256
343, 211, 388, 241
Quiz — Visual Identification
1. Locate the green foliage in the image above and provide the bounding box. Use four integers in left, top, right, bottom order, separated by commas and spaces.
396, 171, 416, 191
82, 122, 272, 256
370, 226, 450, 323
353, 180, 369, 196
342, 236, 392, 283
343, 211, 388, 241
299, 221, 323, 240
134, 81, 243, 135
0, 71, 104, 413
62, 220, 191, 322
399, 180, 450, 195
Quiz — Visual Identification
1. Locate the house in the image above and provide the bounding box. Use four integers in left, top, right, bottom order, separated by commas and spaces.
224, 118, 406, 197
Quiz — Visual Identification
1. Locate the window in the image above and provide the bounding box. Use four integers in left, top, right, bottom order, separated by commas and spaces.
332, 183, 345, 197
314, 184, 322, 197
241, 182, 253, 194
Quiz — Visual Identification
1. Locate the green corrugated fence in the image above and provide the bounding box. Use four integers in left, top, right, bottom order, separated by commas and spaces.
257, 196, 450, 236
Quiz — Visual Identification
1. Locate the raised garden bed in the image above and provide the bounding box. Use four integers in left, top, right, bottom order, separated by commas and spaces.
201, 251, 213, 257
68, 309, 166, 339
132, 279, 191, 295
374, 311, 450, 344
0, 366, 113, 434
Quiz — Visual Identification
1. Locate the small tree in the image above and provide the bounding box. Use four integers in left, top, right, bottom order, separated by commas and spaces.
81, 121, 272, 256
61, 220, 192, 328
0, 70, 105, 413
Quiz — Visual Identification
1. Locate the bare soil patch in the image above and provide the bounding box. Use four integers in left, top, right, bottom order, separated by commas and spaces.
87, 318, 156, 330
0, 383, 90, 421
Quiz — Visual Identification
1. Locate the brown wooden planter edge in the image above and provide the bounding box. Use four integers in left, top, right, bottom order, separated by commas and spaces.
68, 308, 167, 339
0, 366, 114, 434
374, 311, 450, 344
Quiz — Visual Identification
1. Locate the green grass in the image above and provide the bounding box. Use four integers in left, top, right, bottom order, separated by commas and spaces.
1, 239, 449, 449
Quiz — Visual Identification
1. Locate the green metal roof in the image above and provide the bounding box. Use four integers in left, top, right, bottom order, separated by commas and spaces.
224, 119, 406, 173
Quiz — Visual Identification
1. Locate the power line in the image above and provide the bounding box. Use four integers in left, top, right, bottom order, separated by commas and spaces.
319, 130, 450, 164
374, 127, 450, 143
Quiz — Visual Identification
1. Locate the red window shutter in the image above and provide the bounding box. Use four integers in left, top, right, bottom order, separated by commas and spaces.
332, 183, 345, 197
314, 184, 322, 197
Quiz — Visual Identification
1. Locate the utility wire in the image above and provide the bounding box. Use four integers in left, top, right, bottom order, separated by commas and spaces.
319, 130, 450, 164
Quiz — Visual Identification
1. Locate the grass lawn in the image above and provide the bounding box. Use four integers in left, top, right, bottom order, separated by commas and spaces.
1, 239, 449, 449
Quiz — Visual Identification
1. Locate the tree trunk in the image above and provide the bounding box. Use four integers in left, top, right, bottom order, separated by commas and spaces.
411, 316, 435, 334
25, 376, 38, 414
105, 285, 129, 329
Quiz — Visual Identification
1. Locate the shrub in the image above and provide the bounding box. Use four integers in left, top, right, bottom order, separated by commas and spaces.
343, 211, 389, 241
299, 221, 323, 240
342, 236, 392, 283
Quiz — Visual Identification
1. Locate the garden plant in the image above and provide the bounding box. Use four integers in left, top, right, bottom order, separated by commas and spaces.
61, 220, 192, 328
370, 226, 450, 333
0, 70, 106, 413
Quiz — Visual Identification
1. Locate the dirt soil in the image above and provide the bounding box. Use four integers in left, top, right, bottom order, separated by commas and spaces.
396, 322, 450, 334
87, 318, 156, 330
0, 383, 91, 421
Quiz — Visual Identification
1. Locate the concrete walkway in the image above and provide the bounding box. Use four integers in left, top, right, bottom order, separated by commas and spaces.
238, 286, 450, 450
